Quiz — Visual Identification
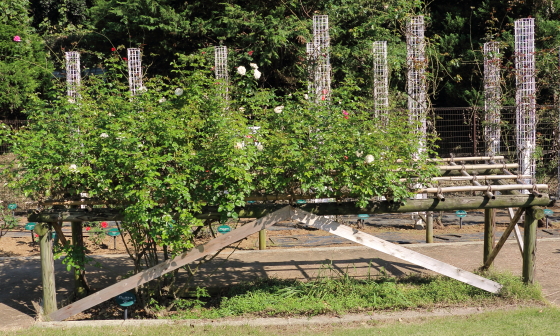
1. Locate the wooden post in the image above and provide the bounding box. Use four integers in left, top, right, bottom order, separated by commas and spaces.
259, 229, 266, 250
426, 211, 433, 243
523, 206, 543, 283
35, 223, 57, 316
71, 220, 88, 299
481, 207, 525, 271
483, 208, 496, 265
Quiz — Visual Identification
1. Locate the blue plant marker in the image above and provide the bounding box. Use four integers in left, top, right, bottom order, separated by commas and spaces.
247, 201, 256, 204
455, 210, 467, 218
107, 228, 121, 237
7, 203, 17, 210
25, 222, 36, 245
115, 291, 136, 307
544, 209, 554, 229
455, 210, 467, 229
107, 228, 120, 249
296, 199, 307, 204
115, 291, 136, 320
357, 214, 370, 219
217, 225, 231, 234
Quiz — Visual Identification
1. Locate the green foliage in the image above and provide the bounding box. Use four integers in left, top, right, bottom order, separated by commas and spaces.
0, 204, 18, 238
170, 272, 541, 319
0, 0, 51, 118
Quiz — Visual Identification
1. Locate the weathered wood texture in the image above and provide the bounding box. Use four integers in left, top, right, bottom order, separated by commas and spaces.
481, 208, 525, 270
507, 207, 524, 254
291, 209, 502, 293
48, 206, 292, 321
35, 223, 57, 316
426, 211, 433, 243
523, 207, 543, 283
28, 195, 553, 223
71, 221, 88, 299
483, 209, 496, 265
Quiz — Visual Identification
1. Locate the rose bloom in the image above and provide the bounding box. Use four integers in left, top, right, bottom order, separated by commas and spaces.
100, 222, 108, 228
111, 47, 116, 51
248, 50, 254, 56
253, 69, 261, 80
13, 36, 21, 42
85, 227, 91, 231
237, 66, 247, 76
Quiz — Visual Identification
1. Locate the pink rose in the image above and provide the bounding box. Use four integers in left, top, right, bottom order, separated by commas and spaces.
13, 36, 21, 42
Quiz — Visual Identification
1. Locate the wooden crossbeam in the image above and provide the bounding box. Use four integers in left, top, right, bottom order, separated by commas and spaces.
28, 195, 554, 223
291, 209, 502, 293
48, 206, 292, 321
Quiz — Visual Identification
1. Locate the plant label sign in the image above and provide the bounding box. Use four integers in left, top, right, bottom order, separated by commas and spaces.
25, 223, 36, 231
296, 199, 307, 204
7, 203, 17, 210
115, 291, 136, 307
107, 228, 121, 237
357, 214, 370, 219
544, 209, 554, 217
455, 210, 467, 218
217, 225, 231, 234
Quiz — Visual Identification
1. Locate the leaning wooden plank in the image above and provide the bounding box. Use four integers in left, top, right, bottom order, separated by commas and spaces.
481, 208, 525, 270
29, 195, 554, 223
48, 206, 292, 321
507, 207, 524, 254
291, 208, 502, 294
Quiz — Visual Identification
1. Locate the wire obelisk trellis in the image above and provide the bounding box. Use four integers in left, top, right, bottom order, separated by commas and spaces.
65, 52, 81, 101
558, 47, 560, 198
307, 15, 331, 102
373, 41, 389, 124
483, 42, 502, 157
514, 18, 536, 188
214, 46, 229, 100
127, 48, 143, 96
406, 16, 427, 228
406, 15, 427, 153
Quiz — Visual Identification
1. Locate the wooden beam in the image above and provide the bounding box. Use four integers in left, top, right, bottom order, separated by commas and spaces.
481, 208, 525, 271
415, 184, 547, 194
34, 223, 57, 317
507, 207, 524, 254
523, 207, 543, 284
426, 211, 433, 243
48, 206, 292, 321
291, 208, 502, 293
437, 164, 518, 171
28, 195, 554, 223
483, 209, 496, 265
396, 156, 505, 163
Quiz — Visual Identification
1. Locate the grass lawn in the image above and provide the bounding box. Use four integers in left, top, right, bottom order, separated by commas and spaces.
4, 307, 559, 336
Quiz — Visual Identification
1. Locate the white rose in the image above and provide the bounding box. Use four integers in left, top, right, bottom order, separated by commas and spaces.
158, 97, 167, 103
237, 66, 247, 76
250, 63, 258, 69
274, 106, 284, 114
174, 88, 184, 96
239, 107, 246, 112
234, 142, 245, 149
256, 144, 264, 151
100, 133, 109, 138
365, 155, 374, 164
69, 164, 78, 172
303, 94, 309, 100
355, 151, 363, 157
253, 69, 261, 80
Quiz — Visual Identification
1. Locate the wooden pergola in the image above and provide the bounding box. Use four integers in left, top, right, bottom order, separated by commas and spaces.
27, 156, 554, 321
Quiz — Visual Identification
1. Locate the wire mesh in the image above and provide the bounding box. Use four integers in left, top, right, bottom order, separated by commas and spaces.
406, 16, 427, 152
127, 48, 143, 96
483, 42, 502, 156
65, 52, 81, 100
514, 18, 536, 186
214, 46, 229, 100
307, 15, 331, 102
373, 41, 389, 123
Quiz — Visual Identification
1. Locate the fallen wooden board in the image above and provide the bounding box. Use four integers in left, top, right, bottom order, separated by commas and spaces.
291, 208, 502, 294
48, 206, 292, 321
